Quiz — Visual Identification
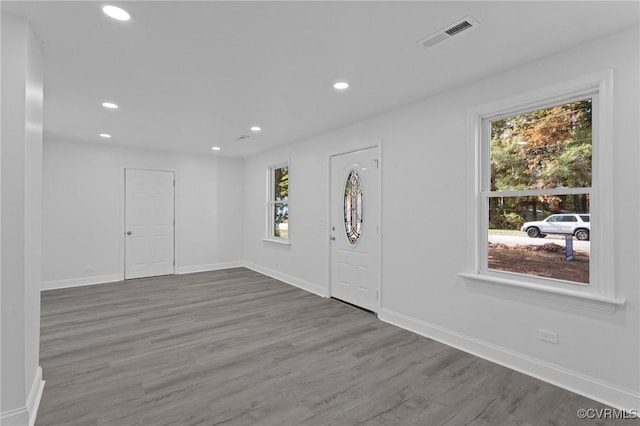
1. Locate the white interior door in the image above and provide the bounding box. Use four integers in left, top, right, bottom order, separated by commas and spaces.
125, 168, 175, 279
330, 147, 380, 312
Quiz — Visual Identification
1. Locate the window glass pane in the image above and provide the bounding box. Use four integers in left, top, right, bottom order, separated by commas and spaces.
273, 166, 288, 202
273, 203, 288, 238
344, 170, 363, 245
488, 194, 590, 284
490, 99, 592, 191
269, 164, 289, 239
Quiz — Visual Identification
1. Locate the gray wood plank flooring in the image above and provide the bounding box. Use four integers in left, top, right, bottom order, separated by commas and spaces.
37, 268, 634, 426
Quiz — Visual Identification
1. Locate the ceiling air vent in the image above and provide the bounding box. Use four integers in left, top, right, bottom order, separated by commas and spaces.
445, 20, 473, 36
418, 16, 479, 48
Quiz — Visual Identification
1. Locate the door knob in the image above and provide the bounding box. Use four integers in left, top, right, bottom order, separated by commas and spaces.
330, 236, 336, 241
126, 231, 132, 236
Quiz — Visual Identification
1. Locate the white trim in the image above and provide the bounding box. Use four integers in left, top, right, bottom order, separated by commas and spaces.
467, 70, 616, 299
261, 237, 291, 246
40, 263, 325, 297
266, 160, 290, 241
27, 367, 45, 426
326, 144, 381, 158
41, 273, 122, 291
469, 71, 610, 121
175, 261, 243, 275
1, 367, 45, 426
266, 159, 289, 170
327, 143, 382, 313
379, 308, 640, 412
487, 187, 592, 198
41, 264, 249, 290
459, 273, 625, 313
0, 407, 29, 426
592, 72, 615, 297
377, 139, 384, 314
242, 261, 327, 297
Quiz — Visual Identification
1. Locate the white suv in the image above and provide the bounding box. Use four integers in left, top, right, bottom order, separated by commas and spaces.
520, 214, 590, 241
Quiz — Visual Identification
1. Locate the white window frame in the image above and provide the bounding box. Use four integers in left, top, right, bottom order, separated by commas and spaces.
265, 160, 290, 244
460, 70, 625, 310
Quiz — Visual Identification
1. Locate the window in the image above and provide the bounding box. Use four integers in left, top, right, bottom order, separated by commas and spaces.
267, 162, 289, 240
463, 71, 623, 307
487, 98, 592, 285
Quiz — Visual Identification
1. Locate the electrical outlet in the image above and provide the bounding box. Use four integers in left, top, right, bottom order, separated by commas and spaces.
538, 329, 559, 344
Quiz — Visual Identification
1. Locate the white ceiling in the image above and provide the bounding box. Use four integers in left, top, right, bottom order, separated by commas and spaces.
3, 1, 639, 157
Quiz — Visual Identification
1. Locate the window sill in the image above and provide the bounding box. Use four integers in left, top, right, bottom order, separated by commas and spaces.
262, 238, 291, 246
459, 272, 625, 314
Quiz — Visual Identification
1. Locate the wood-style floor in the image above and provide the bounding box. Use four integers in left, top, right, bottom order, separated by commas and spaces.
37, 268, 629, 426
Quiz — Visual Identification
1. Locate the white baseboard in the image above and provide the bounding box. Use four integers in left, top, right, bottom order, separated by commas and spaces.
41, 273, 122, 291
0, 406, 29, 426
175, 261, 243, 275
27, 366, 45, 426
40, 262, 246, 291
0, 366, 45, 426
242, 261, 328, 297
380, 308, 640, 412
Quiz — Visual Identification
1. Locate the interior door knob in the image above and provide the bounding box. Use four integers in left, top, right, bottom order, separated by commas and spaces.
126, 231, 132, 236
330, 236, 336, 241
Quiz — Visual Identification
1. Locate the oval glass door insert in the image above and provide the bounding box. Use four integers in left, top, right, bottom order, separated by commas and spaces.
344, 170, 363, 245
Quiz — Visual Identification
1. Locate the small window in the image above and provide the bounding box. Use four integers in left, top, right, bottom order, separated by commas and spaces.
580, 215, 590, 222
267, 163, 289, 240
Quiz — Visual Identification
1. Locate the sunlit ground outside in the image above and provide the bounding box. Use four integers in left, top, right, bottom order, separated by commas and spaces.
487, 230, 589, 284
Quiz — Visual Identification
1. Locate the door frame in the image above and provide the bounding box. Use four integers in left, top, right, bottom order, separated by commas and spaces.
327, 142, 383, 313
123, 167, 176, 280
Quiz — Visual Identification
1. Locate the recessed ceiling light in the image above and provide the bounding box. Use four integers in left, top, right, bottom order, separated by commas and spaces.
100, 133, 112, 139
102, 102, 118, 109
211, 146, 221, 151
333, 82, 349, 90
250, 126, 261, 132
102, 5, 131, 21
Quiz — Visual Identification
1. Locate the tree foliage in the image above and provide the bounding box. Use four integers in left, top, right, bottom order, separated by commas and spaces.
489, 99, 592, 228
274, 166, 288, 200
273, 166, 289, 237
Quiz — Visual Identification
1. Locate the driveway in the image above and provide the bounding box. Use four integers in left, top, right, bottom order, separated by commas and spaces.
488, 233, 590, 253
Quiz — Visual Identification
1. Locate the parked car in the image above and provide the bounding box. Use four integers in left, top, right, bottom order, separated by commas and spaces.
520, 214, 590, 241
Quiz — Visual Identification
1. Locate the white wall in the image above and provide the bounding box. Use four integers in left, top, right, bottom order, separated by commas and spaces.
1, 13, 45, 426
42, 140, 243, 289
242, 27, 639, 410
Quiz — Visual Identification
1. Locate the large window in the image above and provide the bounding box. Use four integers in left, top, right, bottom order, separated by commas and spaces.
486, 98, 592, 284
268, 163, 289, 240
465, 72, 621, 306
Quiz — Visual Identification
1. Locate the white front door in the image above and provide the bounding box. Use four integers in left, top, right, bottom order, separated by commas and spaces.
125, 168, 175, 279
330, 147, 380, 312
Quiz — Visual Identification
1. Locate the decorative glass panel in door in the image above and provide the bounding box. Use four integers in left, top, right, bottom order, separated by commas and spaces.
344, 170, 363, 245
